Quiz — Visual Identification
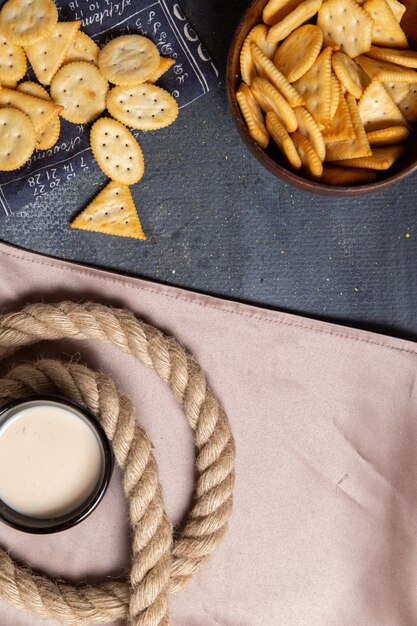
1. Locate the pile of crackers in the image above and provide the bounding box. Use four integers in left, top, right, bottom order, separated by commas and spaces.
237, 0, 417, 185
0, 0, 179, 239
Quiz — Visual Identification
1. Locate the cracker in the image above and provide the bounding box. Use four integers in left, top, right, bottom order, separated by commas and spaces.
326, 94, 372, 161
291, 130, 323, 177
236, 82, 269, 149
98, 35, 159, 86
266, 0, 323, 44
0, 86, 62, 132
0, 0, 58, 46
265, 111, 301, 168
367, 45, 417, 68
366, 125, 410, 145
273, 25, 323, 83
250, 76, 297, 132
357, 55, 417, 82
317, 0, 373, 57
386, 0, 406, 21
148, 57, 176, 83
363, 0, 408, 48
71, 181, 146, 240
320, 166, 377, 184
251, 43, 304, 106
90, 117, 144, 185
263, 0, 305, 25
332, 53, 369, 99
322, 89, 355, 142
24, 21, 81, 85
64, 31, 100, 65
50, 61, 109, 124
0, 107, 35, 170
336, 144, 406, 168
106, 84, 179, 131
240, 24, 277, 85
17, 81, 60, 150
382, 81, 409, 104
0, 33, 26, 86
294, 106, 326, 160
358, 80, 408, 130
398, 84, 417, 121
293, 47, 333, 127
330, 73, 339, 120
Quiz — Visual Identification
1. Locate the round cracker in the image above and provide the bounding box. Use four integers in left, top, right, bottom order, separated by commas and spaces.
98, 35, 159, 86
332, 53, 368, 100
294, 106, 325, 161
250, 76, 297, 132
273, 24, 323, 83
266, 111, 301, 169
236, 82, 269, 149
106, 84, 179, 131
90, 117, 145, 185
291, 131, 323, 178
17, 80, 50, 100
64, 31, 100, 65
50, 61, 109, 124
0, 33, 26, 85
0, 0, 58, 46
0, 107, 35, 170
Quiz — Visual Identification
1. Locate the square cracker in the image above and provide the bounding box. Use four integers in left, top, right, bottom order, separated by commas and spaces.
358, 80, 409, 130
363, 0, 408, 48
293, 47, 333, 127
317, 0, 373, 58
326, 94, 372, 161
323, 88, 355, 142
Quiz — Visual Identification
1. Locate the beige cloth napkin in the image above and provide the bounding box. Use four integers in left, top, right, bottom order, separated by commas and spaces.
0, 241, 417, 626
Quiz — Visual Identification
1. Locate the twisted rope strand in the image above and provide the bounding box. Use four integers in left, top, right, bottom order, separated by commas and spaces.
0, 301, 235, 625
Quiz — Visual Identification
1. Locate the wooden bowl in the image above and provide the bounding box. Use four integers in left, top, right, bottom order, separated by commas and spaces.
226, 0, 417, 195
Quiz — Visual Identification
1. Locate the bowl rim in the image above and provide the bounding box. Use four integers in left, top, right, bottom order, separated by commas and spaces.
226, 0, 417, 196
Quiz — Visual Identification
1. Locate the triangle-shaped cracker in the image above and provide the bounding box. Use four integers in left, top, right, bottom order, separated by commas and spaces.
398, 84, 417, 121
326, 94, 372, 161
0, 87, 62, 132
363, 0, 408, 48
24, 21, 81, 85
293, 47, 333, 127
386, 0, 406, 21
357, 55, 417, 82
323, 88, 355, 142
358, 80, 409, 131
71, 181, 146, 240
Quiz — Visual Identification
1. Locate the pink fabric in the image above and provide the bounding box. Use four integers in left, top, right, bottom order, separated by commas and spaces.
1, 241, 417, 626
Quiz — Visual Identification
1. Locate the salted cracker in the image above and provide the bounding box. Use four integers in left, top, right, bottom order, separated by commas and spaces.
325, 94, 372, 161
236, 82, 269, 149
358, 80, 409, 130
90, 118, 144, 186
251, 43, 304, 106
0, 33, 26, 87
240, 24, 277, 85
24, 21, 81, 85
291, 130, 323, 177
17, 81, 60, 150
265, 111, 301, 168
250, 76, 297, 132
320, 166, 377, 184
273, 25, 323, 83
336, 144, 406, 169
106, 84, 179, 131
98, 35, 159, 86
317, 0, 373, 58
363, 0, 408, 48
64, 31, 100, 65
266, 0, 323, 44
50, 61, 109, 124
357, 55, 417, 82
293, 47, 333, 127
332, 52, 369, 99
0, 0, 58, 46
0, 86, 62, 132
71, 181, 146, 240
294, 106, 325, 161
0, 107, 35, 170
366, 125, 410, 145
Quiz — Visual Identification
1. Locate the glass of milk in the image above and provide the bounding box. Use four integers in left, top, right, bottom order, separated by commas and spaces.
0, 396, 113, 533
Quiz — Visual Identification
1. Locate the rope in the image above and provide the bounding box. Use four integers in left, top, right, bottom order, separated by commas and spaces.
0, 302, 235, 625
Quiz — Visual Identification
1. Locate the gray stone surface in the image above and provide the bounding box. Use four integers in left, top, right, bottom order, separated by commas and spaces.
1, 1, 416, 340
